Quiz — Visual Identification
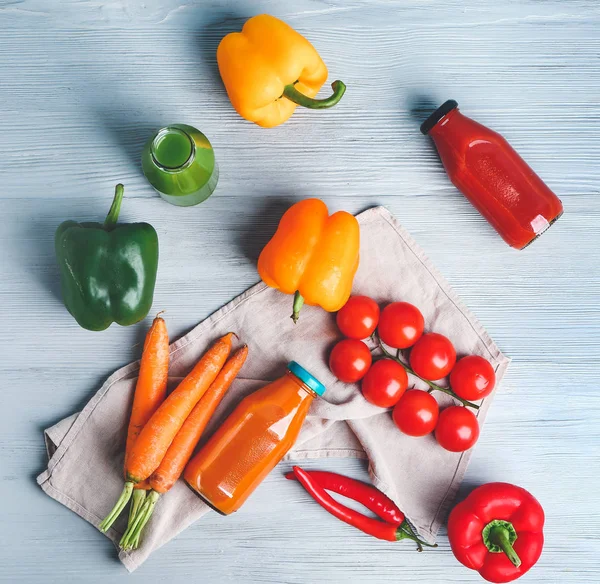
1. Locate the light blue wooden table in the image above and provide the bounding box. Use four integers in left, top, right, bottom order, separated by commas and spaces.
1, 1, 599, 582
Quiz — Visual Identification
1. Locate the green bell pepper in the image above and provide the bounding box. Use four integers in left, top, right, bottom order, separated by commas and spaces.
55, 184, 159, 331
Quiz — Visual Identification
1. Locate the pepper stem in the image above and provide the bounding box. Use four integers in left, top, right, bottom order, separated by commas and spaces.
291, 291, 305, 324
396, 520, 438, 551
376, 336, 480, 410
98, 481, 134, 532
103, 184, 125, 229
282, 81, 346, 109
482, 519, 521, 568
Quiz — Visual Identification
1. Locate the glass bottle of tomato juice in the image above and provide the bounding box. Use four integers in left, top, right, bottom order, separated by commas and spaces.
421, 100, 563, 249
184, 361, 325, 515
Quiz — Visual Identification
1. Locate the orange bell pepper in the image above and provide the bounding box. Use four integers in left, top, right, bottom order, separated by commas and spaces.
258, 199, 360, 323
216, 14, 346, 128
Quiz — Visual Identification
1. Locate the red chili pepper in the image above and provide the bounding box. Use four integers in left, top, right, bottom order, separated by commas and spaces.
448, 482, 545, 583
291, 466, 435, 551
285, 469, 404, 525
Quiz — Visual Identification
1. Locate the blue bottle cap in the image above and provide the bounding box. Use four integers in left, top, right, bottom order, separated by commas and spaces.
287, 361, 326, 396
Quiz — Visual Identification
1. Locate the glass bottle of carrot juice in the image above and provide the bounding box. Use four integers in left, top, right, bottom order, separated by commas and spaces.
184, 361, 325, 514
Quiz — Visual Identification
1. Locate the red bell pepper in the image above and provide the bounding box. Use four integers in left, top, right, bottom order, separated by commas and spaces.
448, 482, 545, 583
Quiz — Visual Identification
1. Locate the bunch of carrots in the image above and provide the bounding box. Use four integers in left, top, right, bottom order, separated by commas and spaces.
98, 314, 247, 550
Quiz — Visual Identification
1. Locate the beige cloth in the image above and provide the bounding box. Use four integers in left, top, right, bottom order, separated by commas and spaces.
37, 206, 509, 572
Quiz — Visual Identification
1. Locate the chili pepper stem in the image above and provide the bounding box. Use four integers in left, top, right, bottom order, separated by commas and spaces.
375, 337, 480, 410
483, 519, 521, 568
103, 184, 124, 229
401, 520, 422, 551
291, 291, 304, 324
282, 81, 346, 109
397, 521, 437, 551
98, 481, 134, 532
120, 490, 160, 550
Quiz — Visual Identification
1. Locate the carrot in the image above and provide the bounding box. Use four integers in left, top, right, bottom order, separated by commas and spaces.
120, 345, 248, 550
151, 345, 248, 494
101, 333, 232, 535
124, 332, 234, 486
125, 315, 170, 458
99, 314, 169, 533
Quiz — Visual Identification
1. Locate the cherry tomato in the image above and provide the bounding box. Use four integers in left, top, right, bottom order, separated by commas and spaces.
378, 302, 425, 349
435, 406, 479, 452
450, 355, 496, 401
336, 296, 380, 339
361, 359, 408, 408
392, 390, 439, 437
329, 339, 372, 383
409, 332, 456, 380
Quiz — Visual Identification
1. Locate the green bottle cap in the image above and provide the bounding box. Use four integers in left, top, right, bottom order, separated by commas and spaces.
287, 361, 326, 396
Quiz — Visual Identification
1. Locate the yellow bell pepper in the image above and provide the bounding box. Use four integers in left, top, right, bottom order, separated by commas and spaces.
258, 199, 360, 323
217, 14, 346, 128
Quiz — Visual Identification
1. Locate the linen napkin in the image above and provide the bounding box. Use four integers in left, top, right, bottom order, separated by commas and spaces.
37, 206, 510, 572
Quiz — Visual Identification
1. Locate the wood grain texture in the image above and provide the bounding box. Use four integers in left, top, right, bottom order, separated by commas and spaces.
1, 0, 599, 582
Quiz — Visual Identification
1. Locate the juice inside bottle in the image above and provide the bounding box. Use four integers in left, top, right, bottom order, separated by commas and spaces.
421, 100, 563, 249
184, 362, 325, 515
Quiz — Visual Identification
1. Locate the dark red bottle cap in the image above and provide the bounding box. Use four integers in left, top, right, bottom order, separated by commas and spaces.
420, 100, 458, 135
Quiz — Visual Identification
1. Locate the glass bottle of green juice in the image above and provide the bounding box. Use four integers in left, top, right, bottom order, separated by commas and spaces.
142, 124, 218, 206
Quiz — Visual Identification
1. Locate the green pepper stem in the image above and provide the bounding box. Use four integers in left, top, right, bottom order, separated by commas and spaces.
484, 520, 522, 568
375, 337, 480, 410
282, 81, 346, 109
291, 291, 305, 324
98, 481, 134, 532
103, 184, 125, 229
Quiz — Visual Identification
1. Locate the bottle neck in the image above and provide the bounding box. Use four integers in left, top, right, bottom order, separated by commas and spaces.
151, 127, 196, 172
285, 370, 318, 399
429, 107, 461, 138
